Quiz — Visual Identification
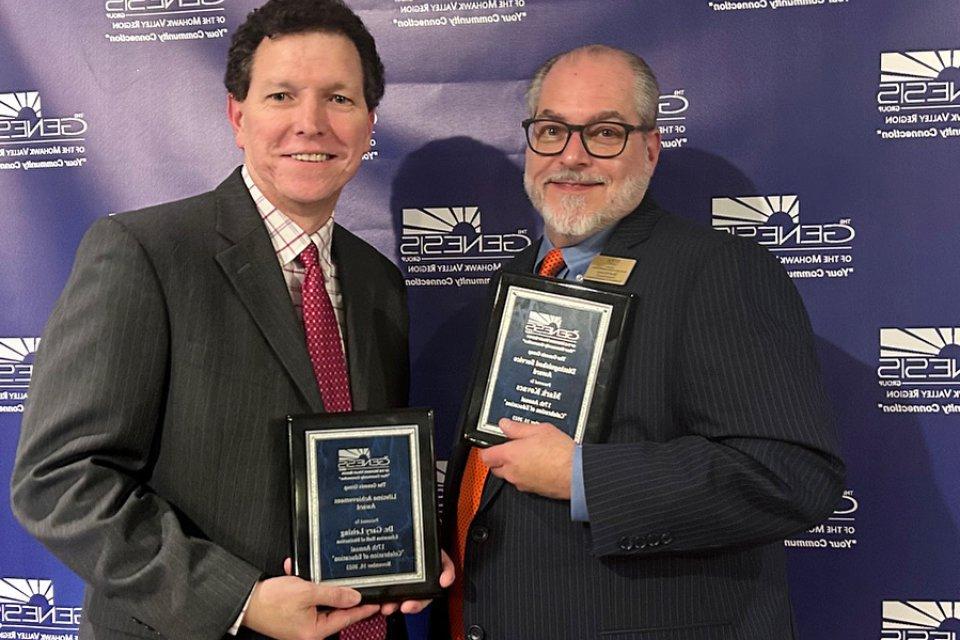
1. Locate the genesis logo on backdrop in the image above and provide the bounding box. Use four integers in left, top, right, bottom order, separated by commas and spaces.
876, 49, 960, 141
881, 600, 960, 639
400, 207, 530, 288
0, 337, 40, 413
0, 91, 89, 171
0, 577, 82, 637
711, 195, 856, 280
0, 91, 87, 144
877, 327, 960, 415
657, 90, 689, 150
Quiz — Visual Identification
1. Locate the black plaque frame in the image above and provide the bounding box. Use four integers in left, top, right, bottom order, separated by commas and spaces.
288, 408, 442, 602
462, 272, 634, 448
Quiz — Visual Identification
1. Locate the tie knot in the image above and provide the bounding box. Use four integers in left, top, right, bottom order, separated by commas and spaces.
299, 243, 319, 269
538, 247, 566, 277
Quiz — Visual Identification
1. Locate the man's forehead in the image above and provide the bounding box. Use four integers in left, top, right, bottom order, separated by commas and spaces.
535, 54, 638, 121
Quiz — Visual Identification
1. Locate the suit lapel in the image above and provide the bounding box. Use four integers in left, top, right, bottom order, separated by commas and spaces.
213, 170, 324, 413
332, 225, 374, 411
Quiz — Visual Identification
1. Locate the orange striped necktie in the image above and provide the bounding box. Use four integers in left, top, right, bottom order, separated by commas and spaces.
448, 246, 567, 638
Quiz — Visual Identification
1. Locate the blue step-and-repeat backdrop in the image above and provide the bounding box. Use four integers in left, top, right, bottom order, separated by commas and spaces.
1, 1, 959, 638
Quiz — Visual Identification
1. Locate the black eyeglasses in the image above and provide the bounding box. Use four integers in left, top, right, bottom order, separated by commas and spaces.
522, 118, 652, 158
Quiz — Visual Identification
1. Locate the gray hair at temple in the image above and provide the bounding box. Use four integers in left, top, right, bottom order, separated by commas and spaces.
525, 44, 660, 131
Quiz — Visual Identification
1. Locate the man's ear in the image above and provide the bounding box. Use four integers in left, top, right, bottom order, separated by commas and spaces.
227, 94, 245, 149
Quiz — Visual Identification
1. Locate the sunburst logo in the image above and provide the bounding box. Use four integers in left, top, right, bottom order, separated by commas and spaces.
881, 50, 960, 83
0, 577, 54, 609
878, 327, 960, 385
0, 89, 87, 143
399, 206, 529, 263
0, 92, 42, 120
712, 194, 854, 251
337, 448, 389, 471
0, 576, 81, 631
882, 600, 960, 638
0, 337, 39, 391
528, 312, 562, 329
402, 207, 481, 237
712, 195, 799, 230
877, 49, 960, 111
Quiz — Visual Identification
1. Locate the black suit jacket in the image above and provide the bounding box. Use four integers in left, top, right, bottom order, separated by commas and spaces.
11, 169, 410, 640
437, 197, 844, 640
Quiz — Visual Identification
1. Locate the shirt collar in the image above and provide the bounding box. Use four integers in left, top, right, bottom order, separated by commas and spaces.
241, 164, 335, 269
536, 224, 617, 281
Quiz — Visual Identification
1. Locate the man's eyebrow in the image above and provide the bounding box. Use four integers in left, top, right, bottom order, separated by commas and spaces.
536, 108, 632, 122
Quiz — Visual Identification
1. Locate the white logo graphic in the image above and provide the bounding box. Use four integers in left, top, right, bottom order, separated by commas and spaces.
338, 448, 390, 471
0, 577, 81, 632
878, 50, 960, 112
399, 206, 530, 263
524, 310, 579, 345
878, 328, 960, 386
882, 600, 960, 639
712, 195, 854, 250
712, 195, 799, 230
657, 90, 689, 150
0, 338, 39, 391
0, 92, 42, 120
402, 207, 481, 237
528, 312, 562, 328
881, 50, 960, 83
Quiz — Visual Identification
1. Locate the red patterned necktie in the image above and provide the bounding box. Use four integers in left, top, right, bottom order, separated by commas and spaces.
448, 246, 567, 639
299, 243, 387, 640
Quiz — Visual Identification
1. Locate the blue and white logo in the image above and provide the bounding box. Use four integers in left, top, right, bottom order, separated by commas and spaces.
711, 195, 856, 279
0, 338, 39, 412
877, 50, 960, 141
0, 577, 81, 637
881, 600, 960, 639
878, 327, 960, 386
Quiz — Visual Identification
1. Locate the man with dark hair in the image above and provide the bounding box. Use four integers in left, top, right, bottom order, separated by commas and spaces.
11, 1, 449, 639
439, 45, 844, 639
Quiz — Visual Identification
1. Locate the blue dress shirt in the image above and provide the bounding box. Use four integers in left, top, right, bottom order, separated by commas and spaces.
534, 227, 616, 522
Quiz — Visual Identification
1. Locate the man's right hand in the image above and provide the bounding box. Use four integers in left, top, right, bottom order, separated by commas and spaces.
243, 575, 380, 640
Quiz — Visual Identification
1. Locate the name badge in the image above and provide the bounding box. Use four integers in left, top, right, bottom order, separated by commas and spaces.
583, 256, 636, 286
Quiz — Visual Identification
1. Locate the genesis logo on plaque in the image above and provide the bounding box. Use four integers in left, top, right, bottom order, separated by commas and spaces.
712, 195, 856, 280
658, 90, 690, 150
400, 207, 531, 288
0, 577, 82, 639
785, 488, 858, 551
104, 0, 229, 44
0, 338, 40, 413
876, 49, 960, 142
0, 92, 88, 172
880, 601, 960, 639
877, 327, 960, 415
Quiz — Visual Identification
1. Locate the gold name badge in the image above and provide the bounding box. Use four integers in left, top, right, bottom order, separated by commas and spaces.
583, 255, 636, 286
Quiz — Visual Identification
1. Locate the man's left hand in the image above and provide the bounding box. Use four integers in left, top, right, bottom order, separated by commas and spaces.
480, 419, 575, 500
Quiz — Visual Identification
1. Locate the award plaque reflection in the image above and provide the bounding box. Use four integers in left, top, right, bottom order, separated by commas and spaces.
288, 409, 441, 602
463, 273, 634, 447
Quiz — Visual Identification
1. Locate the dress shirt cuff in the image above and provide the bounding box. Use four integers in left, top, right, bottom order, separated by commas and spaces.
570, 444, 590, 522
228, 587, 255, 635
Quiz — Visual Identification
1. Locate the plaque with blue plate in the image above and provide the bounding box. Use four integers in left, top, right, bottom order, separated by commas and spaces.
462, 272, 634, 447
287, 408, 442, 602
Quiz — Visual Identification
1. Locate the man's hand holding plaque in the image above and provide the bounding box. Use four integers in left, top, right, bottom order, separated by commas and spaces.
481, 418, 575, 500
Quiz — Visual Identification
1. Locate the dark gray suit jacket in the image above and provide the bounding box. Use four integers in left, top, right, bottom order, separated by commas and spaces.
437, 196, 844, 640
11, 169, 410, 640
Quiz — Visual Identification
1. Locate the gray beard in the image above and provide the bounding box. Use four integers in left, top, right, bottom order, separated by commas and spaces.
524, 171, 650, 239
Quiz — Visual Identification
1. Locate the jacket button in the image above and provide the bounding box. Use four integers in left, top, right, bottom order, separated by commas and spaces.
471, 526, 489, 543
467, 624, 485, 640
618, 536, 633, 551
